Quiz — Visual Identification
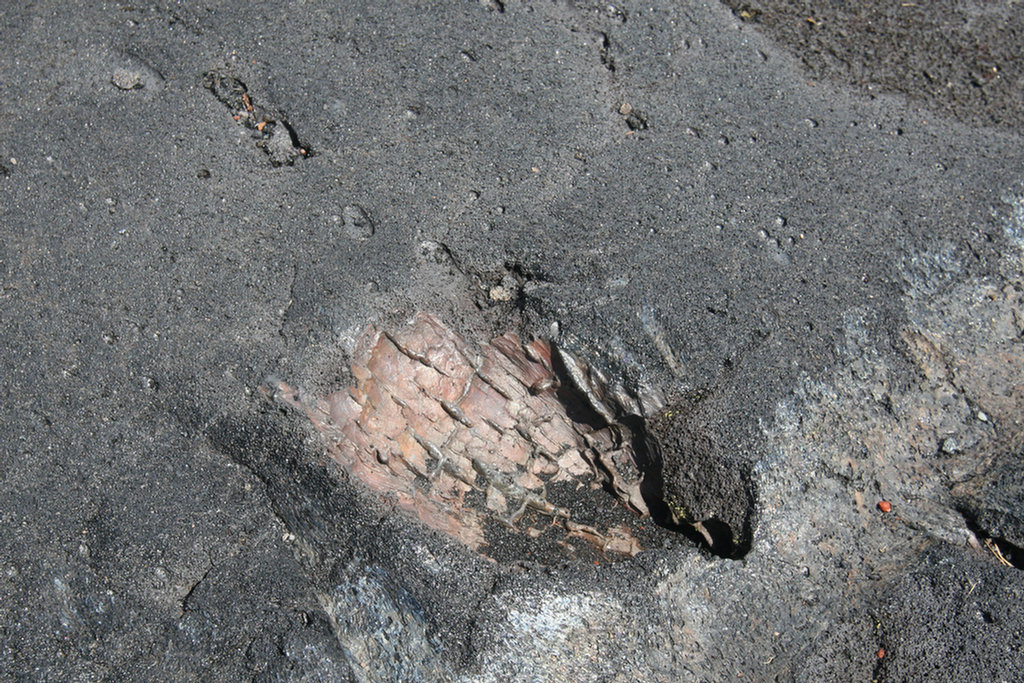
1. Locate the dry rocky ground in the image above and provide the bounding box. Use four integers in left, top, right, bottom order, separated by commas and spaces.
2, 1, 1023, 681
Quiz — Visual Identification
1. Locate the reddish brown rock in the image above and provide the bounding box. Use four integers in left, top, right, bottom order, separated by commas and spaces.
273, 312, 651, 560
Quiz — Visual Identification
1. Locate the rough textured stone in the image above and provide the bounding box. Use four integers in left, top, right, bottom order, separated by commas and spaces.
273, 312, 657, 562
3, 1, 1024, 681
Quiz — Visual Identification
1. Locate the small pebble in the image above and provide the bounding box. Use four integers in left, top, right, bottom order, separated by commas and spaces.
111, 68, 144, 90
153, 566, 168, 587
489, 285, 512, 302
877, 500, 892, 513
341, 204, 375, 240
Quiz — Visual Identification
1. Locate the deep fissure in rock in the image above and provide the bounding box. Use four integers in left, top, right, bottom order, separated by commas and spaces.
270, 313, 752, 562
545, 343, 745, 557
959, 508, 1024, 570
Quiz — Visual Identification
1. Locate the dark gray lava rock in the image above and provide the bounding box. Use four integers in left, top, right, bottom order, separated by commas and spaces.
644, 398, 756, 557
875, 545, 1024, 682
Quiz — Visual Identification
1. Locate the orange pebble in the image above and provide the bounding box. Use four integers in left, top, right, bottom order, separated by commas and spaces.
877, 501, 892, 513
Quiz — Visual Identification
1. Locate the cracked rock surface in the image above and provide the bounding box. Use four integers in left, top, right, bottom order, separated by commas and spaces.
272, 311, 658, 562
2, 1, 1024, 681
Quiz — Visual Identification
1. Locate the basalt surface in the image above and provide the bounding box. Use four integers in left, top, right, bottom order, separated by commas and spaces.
3, 1, 1024, 682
